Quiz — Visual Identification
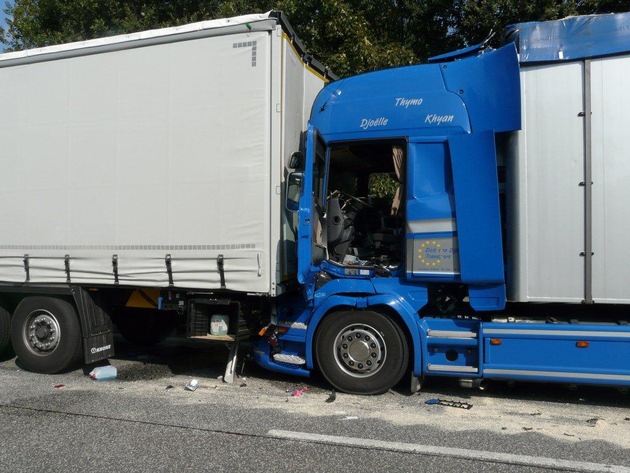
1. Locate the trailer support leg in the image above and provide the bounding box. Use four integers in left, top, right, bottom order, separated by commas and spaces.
224, 342, 239, 384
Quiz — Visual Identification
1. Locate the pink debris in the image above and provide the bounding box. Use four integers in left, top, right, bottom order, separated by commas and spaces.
291, 386, 308, 397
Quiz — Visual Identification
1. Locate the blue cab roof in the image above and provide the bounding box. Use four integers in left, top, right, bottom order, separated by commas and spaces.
310, 43, 521, 141
504, 12, 630, 63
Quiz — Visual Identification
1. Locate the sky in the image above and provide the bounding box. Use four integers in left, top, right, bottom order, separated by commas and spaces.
0, 1, 13, 51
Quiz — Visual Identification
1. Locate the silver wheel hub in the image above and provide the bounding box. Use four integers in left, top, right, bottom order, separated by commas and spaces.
25, 310, 60, 354
334, 324, 385, 378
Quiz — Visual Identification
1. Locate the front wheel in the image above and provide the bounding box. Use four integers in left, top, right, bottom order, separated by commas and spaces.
315, 310, 409, 394
11, 297, 83, 374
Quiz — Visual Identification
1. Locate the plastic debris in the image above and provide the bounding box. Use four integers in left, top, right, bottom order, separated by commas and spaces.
425, 398, 472, 409
325, 390, 336, 403
586, 418, 601, 427
53, 384, 65, 389
185, 379, 199, 391
89, 366, 117, 381
291, 386, 308, 397
165, 385, 174, 391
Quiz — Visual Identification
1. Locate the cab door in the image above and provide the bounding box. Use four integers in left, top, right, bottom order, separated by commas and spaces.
296, 125, 327, 285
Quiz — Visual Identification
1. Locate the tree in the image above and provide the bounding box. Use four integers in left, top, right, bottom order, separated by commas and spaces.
456, 0, 630, 46
2, 0, 629, 76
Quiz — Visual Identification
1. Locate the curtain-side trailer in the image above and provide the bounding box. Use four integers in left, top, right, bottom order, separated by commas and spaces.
0, 12, 331, 376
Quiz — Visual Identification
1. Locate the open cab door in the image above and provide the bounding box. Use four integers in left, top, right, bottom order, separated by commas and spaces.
294, 125, 327, 285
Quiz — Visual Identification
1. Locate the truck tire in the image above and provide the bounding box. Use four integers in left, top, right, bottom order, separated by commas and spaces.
114, 308, 176, 346
315, 310, 409, 395
11, 297, 83, 374
0, 306, 13, 357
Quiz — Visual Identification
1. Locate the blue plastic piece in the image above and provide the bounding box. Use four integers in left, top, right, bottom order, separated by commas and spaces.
448, 130, 504, 285
468, 284, 506, 312
296, 125, 320, 292
504, 12, 630, 63
428, 41, 488, 63
252, 341, 310, 378
439, 44, 521, 133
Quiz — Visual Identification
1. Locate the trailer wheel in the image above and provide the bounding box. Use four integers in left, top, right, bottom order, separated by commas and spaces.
11, 297, 83, 374
315, 310, 408, 395
0, 306, 13, 357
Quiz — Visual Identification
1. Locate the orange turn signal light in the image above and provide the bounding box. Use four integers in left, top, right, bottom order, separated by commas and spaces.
576, 341, 590, 348
490, 338, 502, 346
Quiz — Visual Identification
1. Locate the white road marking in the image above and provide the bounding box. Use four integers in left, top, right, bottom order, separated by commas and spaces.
267, 430, 629, 472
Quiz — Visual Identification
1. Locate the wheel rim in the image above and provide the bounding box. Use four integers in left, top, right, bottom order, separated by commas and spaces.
23, 309, 61, 356
333, 323, 386, 378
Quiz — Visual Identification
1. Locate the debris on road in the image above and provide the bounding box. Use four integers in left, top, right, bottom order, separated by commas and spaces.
165, 385, 174, 391
325, 390, 336, 403
425, 398, 473, 410
53, 384, 65, 389
89, 366, 117, 381
185, 379, 199, 391
290, 386, 308, 397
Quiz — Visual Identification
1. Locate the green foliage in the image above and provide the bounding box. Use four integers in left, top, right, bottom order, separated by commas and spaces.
369, 173, 398, 200
2, 0, 629, 75
456, 0, 630, 46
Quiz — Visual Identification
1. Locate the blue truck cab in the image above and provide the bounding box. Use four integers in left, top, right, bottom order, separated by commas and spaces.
254, 13, 630, 394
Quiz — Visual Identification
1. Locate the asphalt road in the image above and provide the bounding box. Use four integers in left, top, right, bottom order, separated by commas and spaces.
0, 336, 628, 472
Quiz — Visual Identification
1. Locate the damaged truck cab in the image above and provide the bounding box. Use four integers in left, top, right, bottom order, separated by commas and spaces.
254, 43, 523, 394
255, 13, 630, 394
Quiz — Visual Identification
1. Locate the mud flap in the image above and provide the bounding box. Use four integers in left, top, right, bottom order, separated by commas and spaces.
71, 287, 115, 364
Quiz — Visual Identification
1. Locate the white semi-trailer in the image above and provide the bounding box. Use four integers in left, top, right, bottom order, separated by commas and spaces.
0, 12, 330, 374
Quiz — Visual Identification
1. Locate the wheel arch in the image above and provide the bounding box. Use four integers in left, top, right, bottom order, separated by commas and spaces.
305, 293, 422, 376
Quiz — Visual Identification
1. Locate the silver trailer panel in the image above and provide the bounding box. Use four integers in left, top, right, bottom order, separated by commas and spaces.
507, 54, 630, 304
